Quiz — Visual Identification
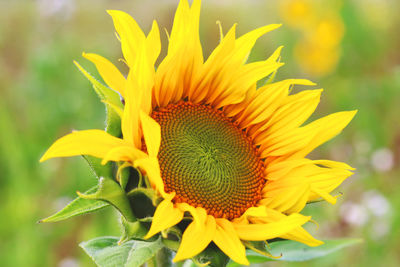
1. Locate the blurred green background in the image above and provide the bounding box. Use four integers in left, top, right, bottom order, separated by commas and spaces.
0, 0, 399, 266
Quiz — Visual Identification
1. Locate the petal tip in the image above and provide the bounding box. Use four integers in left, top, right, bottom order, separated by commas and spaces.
143, 231, 155, 240
39, 154, 47, 163
106, 9, 116, 15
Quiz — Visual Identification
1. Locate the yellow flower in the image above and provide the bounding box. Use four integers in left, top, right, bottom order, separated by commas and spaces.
279, 0, 317, 29
40, 0, 356, 265
279, 0, 345, 76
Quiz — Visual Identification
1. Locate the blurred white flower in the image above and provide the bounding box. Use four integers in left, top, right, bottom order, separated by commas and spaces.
37, 0, 75, 19
370, 147, 394, 172
362, 190, 391, 217
340, 202, 369, 226
58, 258, 79, 267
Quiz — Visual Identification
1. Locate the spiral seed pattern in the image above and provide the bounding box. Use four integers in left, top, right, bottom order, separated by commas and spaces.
152, 101, 265, 220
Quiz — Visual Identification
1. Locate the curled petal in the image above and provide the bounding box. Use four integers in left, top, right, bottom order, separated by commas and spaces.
173, 214, 216, 262
214, 219, 249, 265
134, 157, 167, 197
145, 197, 183, 239
140, 111, 161, 158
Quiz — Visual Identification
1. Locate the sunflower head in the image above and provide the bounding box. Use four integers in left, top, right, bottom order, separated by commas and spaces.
40, 0, 356, 265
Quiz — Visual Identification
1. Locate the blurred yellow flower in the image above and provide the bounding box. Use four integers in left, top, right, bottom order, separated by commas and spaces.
295, 16, 345, 76
280, 0, 345, 76
279, 0, 316, 29
41, 0, 356, 264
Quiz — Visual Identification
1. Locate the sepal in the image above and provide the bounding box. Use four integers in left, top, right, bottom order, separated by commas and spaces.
74, 60, 122, 137
118, 164, 143, 191
119, 216, 150, 243
83, 155, 114, 180
78, 177, 136, 222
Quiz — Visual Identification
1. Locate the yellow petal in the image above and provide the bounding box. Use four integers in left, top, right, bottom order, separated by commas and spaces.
291, 110, 357, 158
155, 0, 203, 107
312, 160, 355, 170
173, 214, 216, 262
214, 219, 249, 265
308, 169, 353, 192
101, 145, 147, 165
82, 52, 126, 96
241, 79, 314, 131
40, 130, 126, 162
108, 10, 155, 115
281, 226, 324, 247
134, 157, 166, 196
121, 72, 141, 147
214, 60, 284, 109
234, 206, 268, 225
212, 46, 284, 109
265, 89, 323, 134
263, 160, 353, 209
146, 20, 161, 65
259, 126, 318, 157
311, 186, 337, 204
107, 10, 146, 67
134, 42, 155, 115
261, 183, 310, 214
194, 23, 282, 106
265, 159, 311, 181
176, 203, 204, 230
121, 39, 154, 146
234, 24, 282, 63
140, 111, 161, 158
145, 198, 183, 239
252, 208, 323, 247
234, 213, 310, 241
189, 24, 237, 103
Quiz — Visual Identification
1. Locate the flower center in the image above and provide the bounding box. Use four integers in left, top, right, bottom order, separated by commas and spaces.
152, 101, 265, 220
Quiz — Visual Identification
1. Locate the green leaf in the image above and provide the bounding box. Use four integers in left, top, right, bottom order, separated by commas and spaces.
228, 239, 362, 266
39, 186, 108, 223
78, 178, 136, 222
80, 236, 163, 267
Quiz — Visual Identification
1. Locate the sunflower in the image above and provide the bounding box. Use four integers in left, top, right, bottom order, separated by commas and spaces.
40, 0, 356, 265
